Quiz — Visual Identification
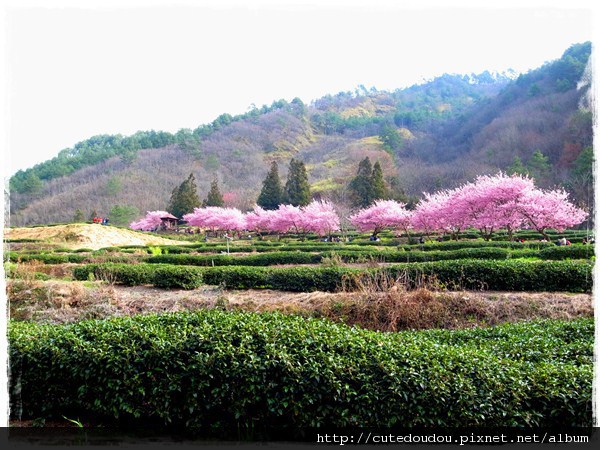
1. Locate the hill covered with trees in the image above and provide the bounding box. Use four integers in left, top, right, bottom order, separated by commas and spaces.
8, 42, 592, 227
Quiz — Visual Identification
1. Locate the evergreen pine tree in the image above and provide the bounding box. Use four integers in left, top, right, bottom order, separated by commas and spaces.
168, 173, 201, 218
527, 149, 551, 181
348, 157, 374, 208
371, 161, 387, 200
203, 178, 225, 207
283, 159, 311, 206
507, 156, 529, 176
257, 161, 283, 210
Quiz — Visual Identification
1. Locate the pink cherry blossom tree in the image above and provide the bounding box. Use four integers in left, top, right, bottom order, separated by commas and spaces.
299, 200, 341, 236
411, 172, 587, 241
411, 189, 469, 240
269, 204, 306, 236
411, 191, 449, 238
183, 207, 246, 234
130, 211, 176, 231
244, 206, 278, 238
453, 173, 533, 240
517, 187, 588, 240
349, 200, 412, 237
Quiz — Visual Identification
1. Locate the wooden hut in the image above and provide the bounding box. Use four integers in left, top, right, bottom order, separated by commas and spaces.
159, 213, 179, 230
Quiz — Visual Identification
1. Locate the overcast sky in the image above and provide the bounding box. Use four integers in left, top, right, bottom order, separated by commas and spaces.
1, 0, 595, 177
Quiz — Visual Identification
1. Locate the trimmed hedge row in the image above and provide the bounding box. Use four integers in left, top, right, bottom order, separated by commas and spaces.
8, 312, 593, 434
3, 252, 137, 265
400, 259, 593, 292
72, 263, 353, 292
140, 245, 592, 267
398, 240, 556, 251
72, 259, 593, 292
102, 239, 559, 255
72, 263, 204, 289
147, 251, 322, 266
537, 245, 595, 260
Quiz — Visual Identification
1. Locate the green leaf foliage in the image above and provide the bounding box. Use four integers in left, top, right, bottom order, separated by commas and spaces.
8, 313, 593, 435
168, 173, 201, 218
282, 159, 310, 206
72, 259, 593, 293
202, 178, 224, 207
257, 161, 283, 210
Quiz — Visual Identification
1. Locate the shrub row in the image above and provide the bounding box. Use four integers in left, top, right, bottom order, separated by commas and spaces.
72, 259, 593, 292
398, 240, 556, 251
4, 252, 138, 265
8, 312, 593, 435
140, 245, 592, 267
146, 251, 322, 266
73, 263, 352, 292
537, 245, 595, 260
72, 263, 204, 289
399, 259, 592, 292
104, 239, 559, 255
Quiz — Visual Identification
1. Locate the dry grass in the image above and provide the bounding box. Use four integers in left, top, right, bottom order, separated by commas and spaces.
5, 224, 191, 250
5, 275, 594, 330
7, 279, 117, 323
9, 260, 77, 279
4, 260, 593, 329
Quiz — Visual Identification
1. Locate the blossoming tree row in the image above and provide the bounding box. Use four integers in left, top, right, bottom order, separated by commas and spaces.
130, 201, 341, 237
410, 173, 587, 240
130, 173, 587, 240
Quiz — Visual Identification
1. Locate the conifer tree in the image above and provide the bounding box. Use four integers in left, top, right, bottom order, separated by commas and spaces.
349, 158, 389, 208
168, 173, 201, 218
527, 150, 551, 181
371, 161, 387, 200
283, 159, 311, 206
349, 157, 374, 208
507, 156, 528, 176
257, 161, 283, 210
203, 178, 225, 207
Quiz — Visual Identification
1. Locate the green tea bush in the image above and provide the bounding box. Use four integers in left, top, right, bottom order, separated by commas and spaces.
538, 245, 595, 260
388, 260, 592, 292
202, 266, 269, 289
147, 251, 321, 266
8, 313, 593, 435
72, 263, 154, 285
152, 266, 204, 289
5, 253, 86, 264
72, 259, 592, 292
146, 246, 589, 267
399, 240, 554, 252
266, 266, 353, 292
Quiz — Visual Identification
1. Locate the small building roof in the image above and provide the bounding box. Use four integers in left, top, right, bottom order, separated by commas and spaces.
160, 214, 179, 220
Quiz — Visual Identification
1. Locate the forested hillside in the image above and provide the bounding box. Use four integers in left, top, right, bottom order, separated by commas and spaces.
8, 42, 592, 227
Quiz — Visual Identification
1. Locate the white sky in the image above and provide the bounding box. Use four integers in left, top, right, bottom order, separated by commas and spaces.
0, 0, 595, 177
